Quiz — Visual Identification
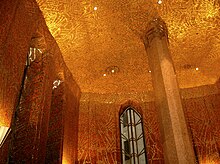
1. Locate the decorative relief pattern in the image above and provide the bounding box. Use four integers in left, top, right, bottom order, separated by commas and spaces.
154, 0, 220, 87
183, 92, 220, 163
78, 96, 164, 163
0, 0, 39, 126
3, 0, 219, 163
79, 87, 220, 163
142, 102, 164, 164
143, 17, 168, 48
36, 0, 220, 92
78, 102, 118, 163
10, 53, 53, 163
46, 84, 64, 163
36, 0, 155, 93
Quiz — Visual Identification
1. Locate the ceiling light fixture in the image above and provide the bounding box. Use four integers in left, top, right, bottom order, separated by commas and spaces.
158, 0, 162, 4
94, 6, 97, 10
103, 66, 120, 76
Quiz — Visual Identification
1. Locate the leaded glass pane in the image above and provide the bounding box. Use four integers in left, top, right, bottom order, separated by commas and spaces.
120, 107, 148, 164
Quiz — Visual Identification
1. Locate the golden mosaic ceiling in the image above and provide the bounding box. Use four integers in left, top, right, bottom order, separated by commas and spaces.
36, 0, 220, 94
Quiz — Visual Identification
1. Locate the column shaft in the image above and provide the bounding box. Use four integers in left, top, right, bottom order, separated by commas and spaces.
143, 18, 195, 164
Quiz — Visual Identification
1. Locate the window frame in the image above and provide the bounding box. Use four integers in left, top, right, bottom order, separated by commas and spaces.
119, 107, 148, 164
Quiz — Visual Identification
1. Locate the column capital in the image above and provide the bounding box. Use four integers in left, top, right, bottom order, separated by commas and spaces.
143, 17, 168, 47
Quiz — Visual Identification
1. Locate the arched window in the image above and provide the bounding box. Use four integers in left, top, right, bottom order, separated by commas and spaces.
120, 107, 148, 164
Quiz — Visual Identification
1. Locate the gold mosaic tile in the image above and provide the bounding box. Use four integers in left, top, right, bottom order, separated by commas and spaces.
36, 0, 220, 93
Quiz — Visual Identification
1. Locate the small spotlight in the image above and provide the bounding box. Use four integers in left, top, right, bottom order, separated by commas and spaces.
148, 70, 151, 73
111, 70, 115, 73
94, 6, 97, 10
158, 0, 162, 4
195, 67, 199, 71
103, 74, 106, 76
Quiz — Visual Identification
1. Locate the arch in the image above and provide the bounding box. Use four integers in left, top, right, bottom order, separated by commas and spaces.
120, 106, 148, 164
119, 100, 143, 116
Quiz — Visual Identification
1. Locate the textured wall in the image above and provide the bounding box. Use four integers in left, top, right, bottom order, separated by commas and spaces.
182, 84, 220, 163
9, 53, 54, 163
0, 0, 40, 126
78, 85, 220, 164
141, 101, 164, 164
62, 80, 81, 164
1, 0, 219, 163
46, 84, 65, 164
78, 94, 164, 163
0, 0, 81, 163
46, 80, 81, 164
78, 101, 119, 163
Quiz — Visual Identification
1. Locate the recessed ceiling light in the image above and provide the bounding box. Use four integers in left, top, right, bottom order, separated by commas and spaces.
158, 0, 162, 4
148, 70, 151, 73
104, 66, 120, 76
94, 6, 97, 10
195, 67, 199, 71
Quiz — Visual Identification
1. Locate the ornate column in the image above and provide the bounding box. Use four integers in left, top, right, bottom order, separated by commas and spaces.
143, 18, 196, 164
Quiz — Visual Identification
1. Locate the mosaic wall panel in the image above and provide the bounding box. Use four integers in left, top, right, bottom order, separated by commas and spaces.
141, 102, 164, 164
37, 0, 220, 94
78, 102, 119, 163
78, 98, 164, 164
9, 54, 54, 163
0, 0, 40, 126
0, 0, 18, 46
62, 83, 81, 164
183, 92, 220, 163
46, 84, 65, 164
1, 0, 81, 163
78, 91, 220, 164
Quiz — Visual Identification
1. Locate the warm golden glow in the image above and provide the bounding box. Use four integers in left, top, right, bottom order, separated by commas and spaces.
62, 158, 67, 164
0, 104, 12, 127
200, 152, 220, 164
0, 126, 10, 147
36, 0, 220, 93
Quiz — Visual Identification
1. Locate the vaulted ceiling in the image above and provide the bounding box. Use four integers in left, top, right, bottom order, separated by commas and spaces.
36, 0, 220, 94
